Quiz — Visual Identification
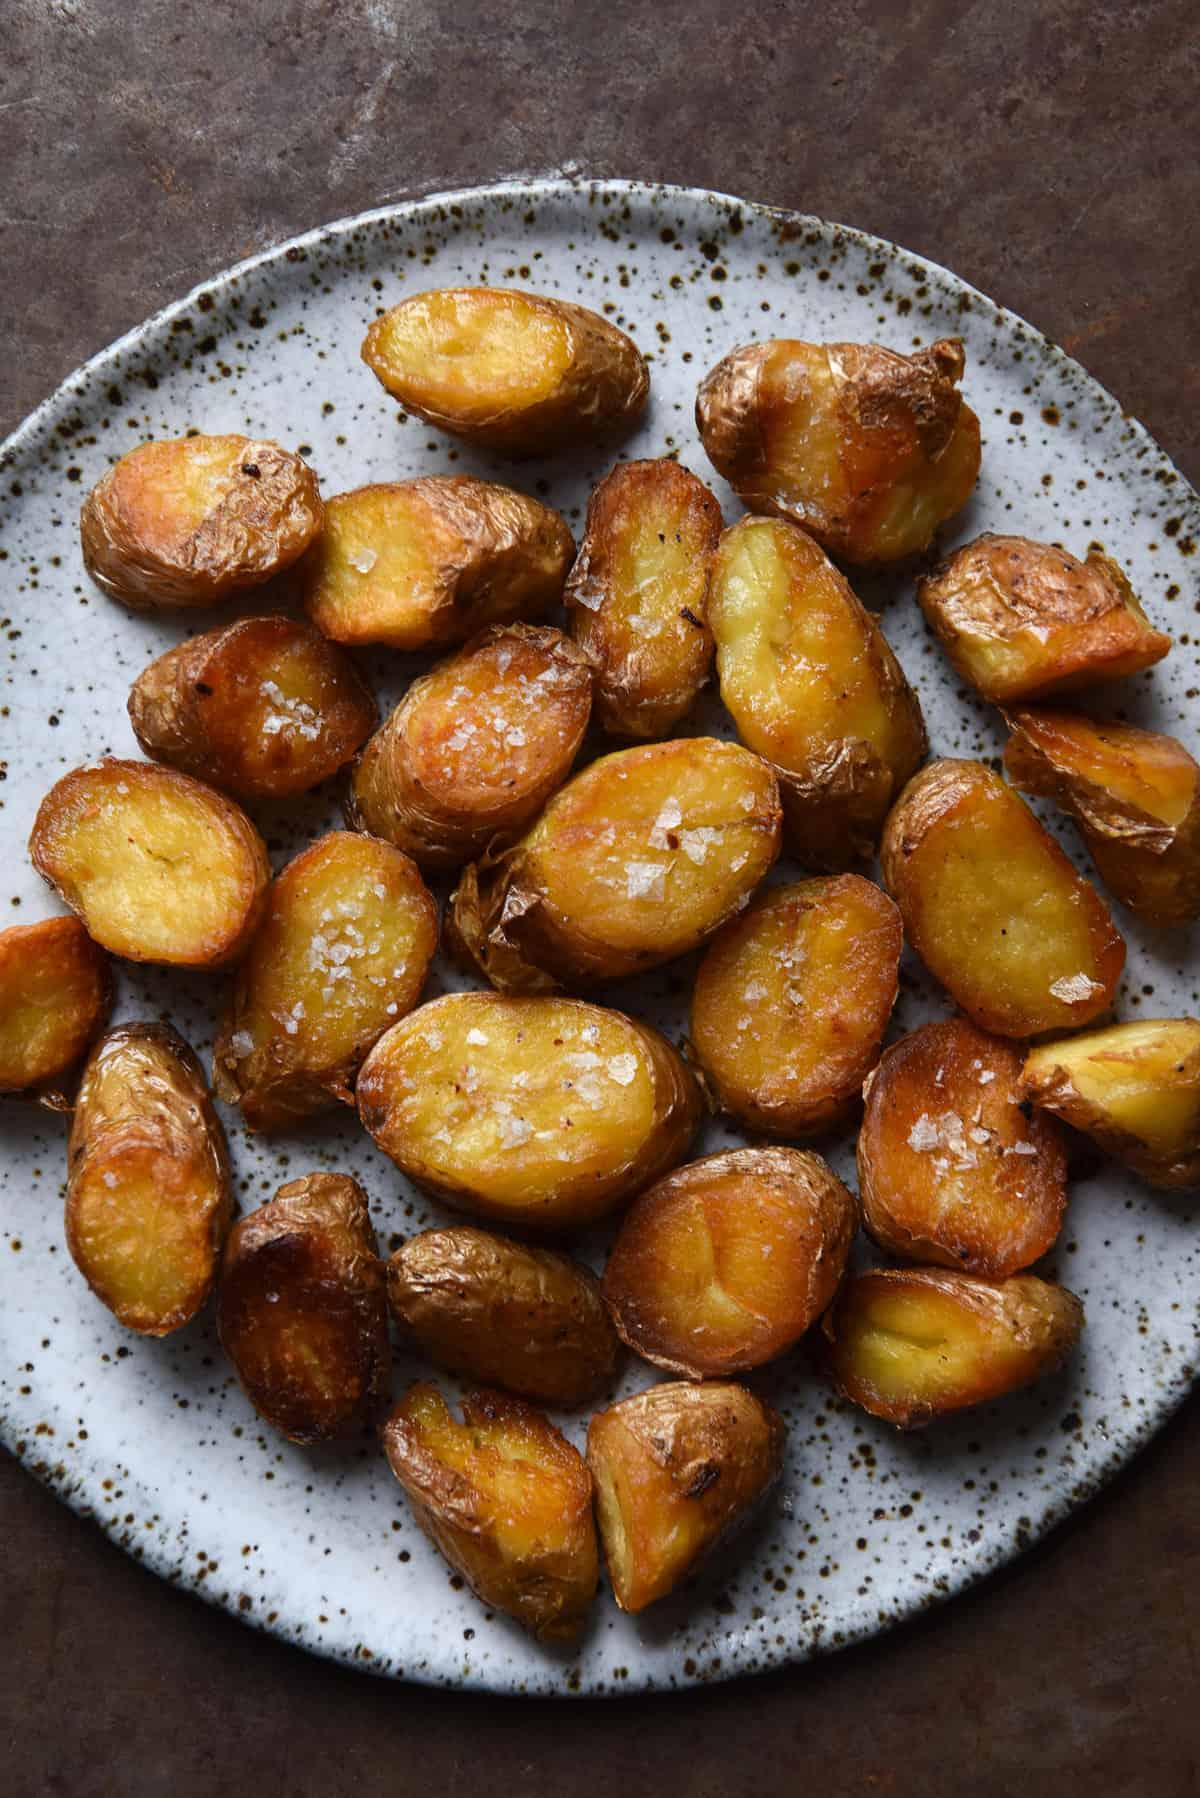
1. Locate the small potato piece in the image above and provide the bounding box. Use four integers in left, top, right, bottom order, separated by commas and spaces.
587, 1381, 785, 1613
564, 459, 722, 738
858, 1018, 1068, 1277
67, 1023, 232, 1335
0, 917, 111, 1101
706, 517, 927, 867
30, 758, 269, 969
1022, 1019, 1200, 1189
917, 535, 1171, 702
357, 991, 700, 1233
218, 1173, 389, 1443
362, 286, 648, 457
823, 1268, 1084, 1427
347, 625, 592, 870
80, 434, 322, 610
447, 736, 782, 992
881, 759, 1124, 1037
214, 832, 436, 1132
696, 336, 980, 565
602, 1147, 857, 1377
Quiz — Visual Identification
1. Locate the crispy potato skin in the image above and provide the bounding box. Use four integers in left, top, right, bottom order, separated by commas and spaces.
346, 625, 592, 871
80, 435, 322, 610
67, 1023, 232, 1335
362, 287, 648, 456
695, 337, 980, 565
880, 759, 1125, 1037
586, 1380, 785, 1612
0, 917, 112, 1103
219, 1174, 389, 1443
387, 1227, 619, 1405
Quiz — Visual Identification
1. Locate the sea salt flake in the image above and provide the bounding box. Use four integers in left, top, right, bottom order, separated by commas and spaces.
625, 860, 666, 900
466, 1028, 489, 1046
230, 1031, 254, 1058
351, 548, 377, 574
649, 798, 683, 848
608, 1054, 638, 1086
1050, 973, 1102, 1003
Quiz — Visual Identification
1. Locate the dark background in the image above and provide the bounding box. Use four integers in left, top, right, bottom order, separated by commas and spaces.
4, 2, 1198, 1793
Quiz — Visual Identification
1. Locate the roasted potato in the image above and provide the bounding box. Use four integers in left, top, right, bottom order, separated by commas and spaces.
447, 736, 782, 992
881, 759, 1125, 1036
213, 831, 437, 1132
80, 434, 322, 610
695, 336, 980, 566
66, 1023, 232, 1335
706, 516, 927, 867
564, 458, 721, 738
1022, 1019, 1200, 1189
347, 624, 592, 871
362, 286, 648, 457
917, 535, 1171, 702
0, 917, 111, 1103
357, 991, 701, 1233
823, 1268, 1084, 1427
586, 1380, 785, 1613
30, 758, 270, 969
690, 875, 901, 1137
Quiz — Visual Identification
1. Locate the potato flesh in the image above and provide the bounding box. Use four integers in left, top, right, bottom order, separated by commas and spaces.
0, 918, 110, 1091
1023, 1020, 1200, 1185
366, 290, 572, 421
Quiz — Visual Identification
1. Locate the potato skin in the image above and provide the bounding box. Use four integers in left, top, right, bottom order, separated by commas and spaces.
0, 917, 112, 1104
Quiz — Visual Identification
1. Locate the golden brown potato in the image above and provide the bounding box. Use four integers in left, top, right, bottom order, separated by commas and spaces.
30, 758, 270, 969
706, 516, 927, 867
362, 286, 648, 457
387, 1226, 619, 1406
346, 624, 591, 871
823, 1268, 1084, 1428
0, 917, 111, 1103
80, 434, 322, 610
1003, 708, 1200, 927
858, 1018, 1068, 1277
66, 1023, 232, 1335
881, 759, 1125, 1037
690, 875, 901, 1136
447, 736, 782, 992
218, 1173, 389, 1443
357, 991, 701, 1233
917, 535, 1171, 702
602, 1147, 857, 1378
564, 459, 722, 738
213, 832, 437, 1132
587, 1380, 785, 1613
695, 336, 980, 566
1022, 1019, 1200, 1189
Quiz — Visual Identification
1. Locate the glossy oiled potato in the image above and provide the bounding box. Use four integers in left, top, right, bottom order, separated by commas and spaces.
881, 759, 1124, 1037
706, 517, 927, 867
0, 917, 111, 1103
362, 286, 648, 457
695, 336, 980, 565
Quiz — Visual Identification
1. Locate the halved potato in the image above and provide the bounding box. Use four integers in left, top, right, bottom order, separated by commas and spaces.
0, 917, 111, 1103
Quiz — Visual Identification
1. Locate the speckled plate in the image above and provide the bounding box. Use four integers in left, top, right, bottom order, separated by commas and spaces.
1, 178, 1198, 1696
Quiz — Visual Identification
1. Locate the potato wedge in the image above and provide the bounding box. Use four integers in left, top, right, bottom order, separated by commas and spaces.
362, 286, 648, 457
357, 991, 701, 1233
0, 917, 111, 1102
881, 759, 1125, 1036
30, 758, 270, 969
66, 1023, 232, 1335
587, 1380, 785, 1613
695, 336, 980, 565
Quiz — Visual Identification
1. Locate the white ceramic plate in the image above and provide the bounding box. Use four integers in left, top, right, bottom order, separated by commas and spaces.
1, 179, 1197, 1696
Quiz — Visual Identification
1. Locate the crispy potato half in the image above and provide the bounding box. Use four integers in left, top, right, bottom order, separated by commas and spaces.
823, 1268, 1084, 1427
357, 991, 701, 1233
565, 458, 722, 738
881, 759, 1125, 1037
347, 624, 591, 871
67, 1023, 232, 1335
1003, 708, 1200, 927
80, 434, 322, 610
30, 758, 270, 968
447, 736, 782, 992
214, 832, 437, 1132
917, 535, 1171, 702
695, 336, 980, 565
218, 1173, 390, 1443
362, 286, 648, 457
602, 1147, 857, 1377
0, 917, 111, 1102
587, 1381, 785, 1613
1022, 1019, 1200, 1189
706, 517, 927, 867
